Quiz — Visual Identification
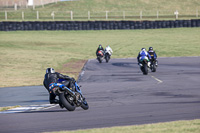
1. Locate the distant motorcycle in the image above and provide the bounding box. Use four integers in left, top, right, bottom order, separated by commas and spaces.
138, 56, 150, 75
49, 79, 89, 111
97, 50, 104, 63
104, 49, 111, 63
104, 52, 110, 63
150, 58, 157, 72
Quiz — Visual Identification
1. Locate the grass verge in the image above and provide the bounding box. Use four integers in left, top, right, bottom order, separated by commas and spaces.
43, 119, 200, 133
0, 28, 200, 87
1, 0, 200, 21
0, 105, 21, 111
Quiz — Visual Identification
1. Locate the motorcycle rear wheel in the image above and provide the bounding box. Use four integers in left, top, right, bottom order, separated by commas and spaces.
59, 93, 76, 111
151, 64, 156, 72
105, 54, 109, 63
143, 64, 148, 75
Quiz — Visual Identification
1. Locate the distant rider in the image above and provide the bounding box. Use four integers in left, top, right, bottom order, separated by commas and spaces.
148, 47, 158, 66
96, 44, 104, 56
137, 48, 151, 67
104, 45, 113, 56
43, 68, 75, 104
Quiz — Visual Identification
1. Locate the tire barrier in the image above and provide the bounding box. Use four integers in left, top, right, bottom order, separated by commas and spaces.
0, 19, 200, 31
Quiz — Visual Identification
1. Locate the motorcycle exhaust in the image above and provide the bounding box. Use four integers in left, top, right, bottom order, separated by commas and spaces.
60, 86, 76, 97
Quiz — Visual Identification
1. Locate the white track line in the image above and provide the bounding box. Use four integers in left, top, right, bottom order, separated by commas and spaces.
0, 104, 58, 114
151, 76, 163, 84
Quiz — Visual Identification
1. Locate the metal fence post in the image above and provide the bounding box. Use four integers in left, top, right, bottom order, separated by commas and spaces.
106, 11, 108, 20
33, 5, 35, 10
22, 11, 24, 20
14, 3, 17, 11
157, 11, 159, 19
71, 11, 73, 20
123, 11, 125, 20
5, 11, 7, 20
51, 11, 55, 20
174, 10, 179, 19
88, 11, 90, 20
37, 11, 39, 20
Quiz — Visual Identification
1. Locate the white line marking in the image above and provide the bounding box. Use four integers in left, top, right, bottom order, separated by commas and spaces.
0, 104, 58, 114
151, 76, 163, 84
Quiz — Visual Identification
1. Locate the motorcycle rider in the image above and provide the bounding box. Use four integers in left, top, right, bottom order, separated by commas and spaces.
137, 48, 151, 67
148, 47, 158, 66
43, 68, 75, 104
96, 44, 104, 56
104, 45, 113, 56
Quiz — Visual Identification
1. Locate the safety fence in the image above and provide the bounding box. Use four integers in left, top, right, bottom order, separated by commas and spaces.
1, 19, 200, 31
0, 10, 199, 21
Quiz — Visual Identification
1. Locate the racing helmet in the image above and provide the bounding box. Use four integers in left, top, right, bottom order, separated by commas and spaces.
141, 48, 146, 51
46, 68, 55, 74
99, 44, 102, 49
149, 47, 153, 51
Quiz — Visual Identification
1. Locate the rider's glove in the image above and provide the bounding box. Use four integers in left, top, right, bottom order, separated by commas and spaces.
71, 77, 76, 83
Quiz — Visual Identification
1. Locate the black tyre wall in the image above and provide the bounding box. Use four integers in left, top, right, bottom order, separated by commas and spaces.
0, 19, 200, 31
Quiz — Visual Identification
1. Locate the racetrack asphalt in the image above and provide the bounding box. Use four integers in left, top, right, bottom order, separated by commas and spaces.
0, 57, 200, 133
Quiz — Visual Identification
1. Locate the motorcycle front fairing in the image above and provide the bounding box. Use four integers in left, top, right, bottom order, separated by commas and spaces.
139, 56, 149, 62
139, 56, 149, 65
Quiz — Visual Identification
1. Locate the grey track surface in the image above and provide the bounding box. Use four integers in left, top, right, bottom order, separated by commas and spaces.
0, 86, 48, 107
0, 57, 200, 133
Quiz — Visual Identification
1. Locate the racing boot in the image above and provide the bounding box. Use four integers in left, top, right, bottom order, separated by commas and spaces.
59, 101, 64, 108
156, 60, 158, 67
50, 99, 59, 104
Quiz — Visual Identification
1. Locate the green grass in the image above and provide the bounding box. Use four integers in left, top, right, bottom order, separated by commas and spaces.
28, 0, 200, 13
0, 28, 200, 87
43, 119, 200, 133
0, 0, 200, 21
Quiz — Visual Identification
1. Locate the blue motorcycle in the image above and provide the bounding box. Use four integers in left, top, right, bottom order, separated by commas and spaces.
49, 79, 89, 111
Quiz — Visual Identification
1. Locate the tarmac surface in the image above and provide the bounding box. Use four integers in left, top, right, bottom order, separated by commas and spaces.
0, 57, 200, 133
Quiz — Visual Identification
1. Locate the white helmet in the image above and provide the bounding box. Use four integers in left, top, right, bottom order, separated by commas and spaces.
141, 48, 146, 51
46, 68, 55, 74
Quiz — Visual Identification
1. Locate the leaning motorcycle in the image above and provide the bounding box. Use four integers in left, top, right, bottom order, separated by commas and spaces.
139, 56, 150, 75
49, 79, 89, 111
97, 50, 104, 63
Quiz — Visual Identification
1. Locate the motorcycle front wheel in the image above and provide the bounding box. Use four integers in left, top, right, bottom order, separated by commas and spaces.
97, 57, 102, 63
105, 55, 109, 63
59, 93, 76, 111
81, 100, 89, 110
